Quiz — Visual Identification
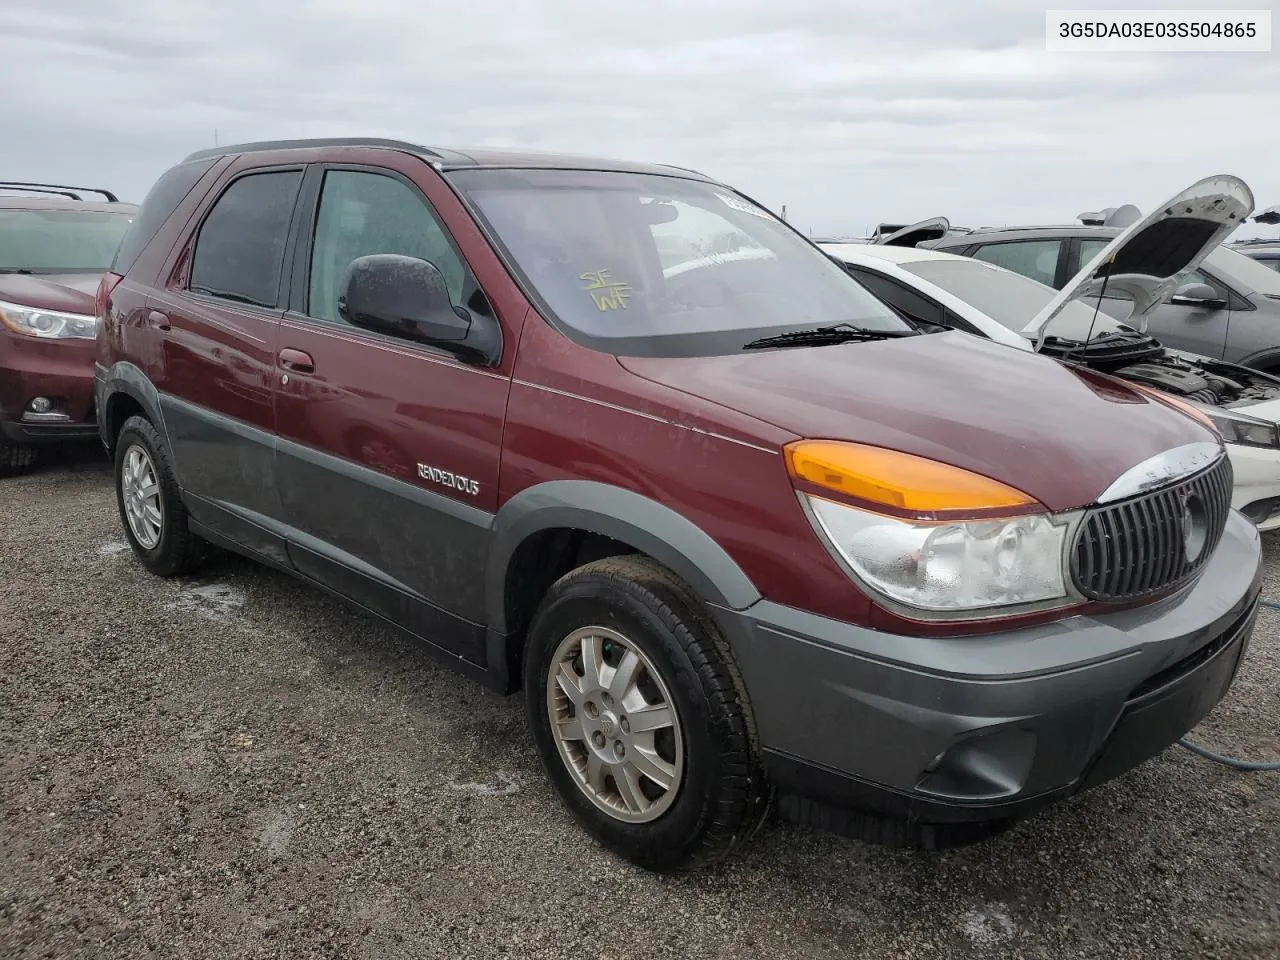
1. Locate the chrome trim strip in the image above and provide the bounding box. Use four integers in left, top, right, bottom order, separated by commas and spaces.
1097, 441, 1224, 504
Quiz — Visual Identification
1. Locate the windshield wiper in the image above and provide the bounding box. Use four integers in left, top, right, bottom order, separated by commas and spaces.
0, 268, 35, 274
742, 322, 919, 350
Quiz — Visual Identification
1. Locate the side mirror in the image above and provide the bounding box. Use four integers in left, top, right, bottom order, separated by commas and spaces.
338, 254, 500, 364
1170, 281, 1223, 306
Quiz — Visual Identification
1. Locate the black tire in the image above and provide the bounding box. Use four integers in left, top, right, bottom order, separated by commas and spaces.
525, 555, 768, 871
0, 439, 38, 476
113, 415, 207, 577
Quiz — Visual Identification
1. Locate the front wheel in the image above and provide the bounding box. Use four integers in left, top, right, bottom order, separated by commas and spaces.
114, 415, 207, 577
525, 556, 767, 870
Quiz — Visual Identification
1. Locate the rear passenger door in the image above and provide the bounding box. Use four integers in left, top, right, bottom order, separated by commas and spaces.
271, 160, 511, 662
148, 165, 302, 563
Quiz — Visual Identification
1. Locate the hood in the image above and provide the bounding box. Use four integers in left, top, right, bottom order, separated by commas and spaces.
0, 272, 100, 314
874, 216, 952, 248
620, 331, 1217, 513
1023, 175, 1255, 341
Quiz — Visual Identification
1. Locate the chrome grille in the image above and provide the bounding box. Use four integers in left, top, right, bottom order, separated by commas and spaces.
1072, 455, 1233, 601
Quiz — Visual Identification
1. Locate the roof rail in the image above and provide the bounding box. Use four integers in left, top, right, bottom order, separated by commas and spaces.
182, 137, 446, 163
0, 181, 120, 202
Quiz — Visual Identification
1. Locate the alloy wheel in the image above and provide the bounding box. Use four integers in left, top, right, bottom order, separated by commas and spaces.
121, 444, 163, 549
547, 625, 684, 823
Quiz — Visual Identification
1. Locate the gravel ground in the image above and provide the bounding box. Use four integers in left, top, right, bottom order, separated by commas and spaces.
2, 448, 1277, 960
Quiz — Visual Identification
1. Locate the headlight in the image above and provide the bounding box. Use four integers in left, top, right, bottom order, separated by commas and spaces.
805, 498, 1076, 616
786, 440, 1079, 619
0, 298, 98, 339
1186, 400, 1280, 449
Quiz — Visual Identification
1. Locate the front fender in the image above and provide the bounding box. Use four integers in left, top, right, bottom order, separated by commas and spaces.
485, 480, 762, 634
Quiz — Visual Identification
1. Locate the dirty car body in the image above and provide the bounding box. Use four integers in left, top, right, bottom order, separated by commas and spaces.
96, 140, 1260, 867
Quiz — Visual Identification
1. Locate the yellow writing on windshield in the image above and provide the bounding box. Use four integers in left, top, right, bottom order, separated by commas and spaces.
580, 269, 632, 311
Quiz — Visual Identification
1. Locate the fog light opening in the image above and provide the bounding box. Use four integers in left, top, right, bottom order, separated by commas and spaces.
28, 397, 52, 414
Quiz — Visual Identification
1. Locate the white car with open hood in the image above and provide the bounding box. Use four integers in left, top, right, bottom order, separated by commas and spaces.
822, 175, 1280, 530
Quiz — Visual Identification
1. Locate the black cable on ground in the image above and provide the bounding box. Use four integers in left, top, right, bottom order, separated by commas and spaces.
1177, 737, 1280, 771
1175, 593, 1280, 771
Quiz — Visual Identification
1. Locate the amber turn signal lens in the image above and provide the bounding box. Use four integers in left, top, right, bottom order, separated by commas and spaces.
784, 440, 1038, 515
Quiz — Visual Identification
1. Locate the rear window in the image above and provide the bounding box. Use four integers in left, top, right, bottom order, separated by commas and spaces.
0, 209, 135, 273
112, 158, 216, 276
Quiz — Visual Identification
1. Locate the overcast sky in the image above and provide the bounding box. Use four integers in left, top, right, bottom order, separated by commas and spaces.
2, 0, 1276, 238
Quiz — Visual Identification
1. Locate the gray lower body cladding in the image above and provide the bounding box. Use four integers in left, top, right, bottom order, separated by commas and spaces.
718, 510, 1262, 826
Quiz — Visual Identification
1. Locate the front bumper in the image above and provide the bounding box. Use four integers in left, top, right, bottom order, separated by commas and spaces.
1225, 440, 1280, 530
0, 331, 97, 445
720, 509, 1261, 828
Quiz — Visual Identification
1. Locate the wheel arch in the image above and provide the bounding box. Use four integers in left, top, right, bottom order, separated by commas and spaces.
485, 481, 762, 691
99, 362, 170, 456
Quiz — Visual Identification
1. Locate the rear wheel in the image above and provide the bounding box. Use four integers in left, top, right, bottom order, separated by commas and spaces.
525, 556, 768, 870
114, 415, 207, 576
0, 438, 37, 476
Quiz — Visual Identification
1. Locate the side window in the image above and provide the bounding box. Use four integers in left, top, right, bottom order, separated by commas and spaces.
189, 170, 302, 307
848, 268, 946, 328
308, 170, 466, 324
972, 240, 1062, 287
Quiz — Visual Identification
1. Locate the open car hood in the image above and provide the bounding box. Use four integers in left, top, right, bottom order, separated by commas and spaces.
873, 216, 952, 247
1021, 175, 1254, 341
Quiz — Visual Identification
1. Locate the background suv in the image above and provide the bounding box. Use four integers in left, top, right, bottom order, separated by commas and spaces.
95, 138, 1259, 869
0, 182, 136, 472
927, 224, 1280, 372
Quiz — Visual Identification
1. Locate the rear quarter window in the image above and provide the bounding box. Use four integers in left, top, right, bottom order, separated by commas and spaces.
111, 158, 217, 276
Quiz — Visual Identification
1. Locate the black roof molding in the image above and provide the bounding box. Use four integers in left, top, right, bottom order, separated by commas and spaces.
0, 181, 120, 202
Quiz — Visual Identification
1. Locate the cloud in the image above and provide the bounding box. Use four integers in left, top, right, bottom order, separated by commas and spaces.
1, 0, 1276, 237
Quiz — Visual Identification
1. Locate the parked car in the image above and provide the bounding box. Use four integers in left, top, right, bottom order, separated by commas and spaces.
0, 182, 136, 472
1232, 238, 1280, 273
97, 139, 1260, 869
823, 224, 1280, 528
925, 217, 1280, 372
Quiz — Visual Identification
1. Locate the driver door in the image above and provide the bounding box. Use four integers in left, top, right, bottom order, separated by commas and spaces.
272, 159, 513, 661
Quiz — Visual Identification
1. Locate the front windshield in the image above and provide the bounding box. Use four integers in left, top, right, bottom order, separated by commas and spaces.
903, 257, 1127, 342
1205, 246, 1280, 297
449, 168, 908, 356
0, 209, 134, 272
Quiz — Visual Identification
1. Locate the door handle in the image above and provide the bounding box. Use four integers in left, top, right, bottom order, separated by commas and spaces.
147, 310, 171, 331
278, 348, 315, 374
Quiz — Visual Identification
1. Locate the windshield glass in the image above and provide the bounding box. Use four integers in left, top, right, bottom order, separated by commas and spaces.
0, 209, 134, 272
1205, 245, 1280, 297
903, 257, 1127, 341
449, 169, 908, 356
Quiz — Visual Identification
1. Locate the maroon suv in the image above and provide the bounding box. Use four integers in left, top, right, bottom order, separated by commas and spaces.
0, 183, 136, 472
95, 139, 1261, 869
